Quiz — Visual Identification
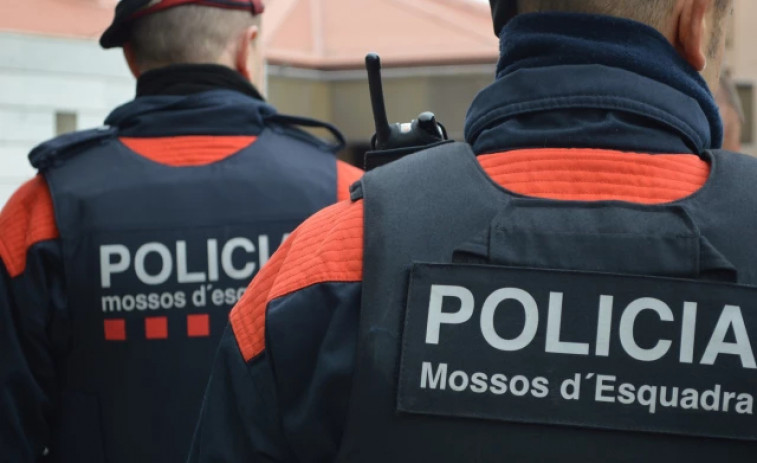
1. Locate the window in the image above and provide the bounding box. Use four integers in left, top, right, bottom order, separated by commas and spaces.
736, 84, 753, 144
55, 111, 77, 136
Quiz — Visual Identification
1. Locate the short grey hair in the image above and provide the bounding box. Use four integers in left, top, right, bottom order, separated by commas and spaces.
129, 5, 260, 70
516, 0, 730, 31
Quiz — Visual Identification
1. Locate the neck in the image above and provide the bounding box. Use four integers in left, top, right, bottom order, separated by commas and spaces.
495, 12, 723, 149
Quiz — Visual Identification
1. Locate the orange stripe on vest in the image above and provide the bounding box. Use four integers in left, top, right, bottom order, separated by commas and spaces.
0, 176, 59, 277
479, 148, 709, 204
120, 136, 257, 167
230, 200, 364, 361
229, 148, 711, 361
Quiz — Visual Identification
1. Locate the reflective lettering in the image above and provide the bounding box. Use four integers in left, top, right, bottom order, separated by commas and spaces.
100, 244, 130, 288
177, 241, 206, 283
619, 298, 673, 362
680, 302, 697, 364
221, 238, 256, 280
595, 295, 613, 357
546, 291, 589, 355
481, 288, 538, 351
134, 242, 172, 285
701, 305, 756, 369
420, 361, 447, 390
425, 285, 475, 344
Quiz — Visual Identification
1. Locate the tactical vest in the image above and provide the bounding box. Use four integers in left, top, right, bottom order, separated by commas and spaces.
31, 125, 338, 463
339, 143, 757, 462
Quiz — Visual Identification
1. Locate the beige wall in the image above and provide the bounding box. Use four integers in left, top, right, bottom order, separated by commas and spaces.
270, 2, 757, 159
0, 32, 133, 208
266, 66, 496, 147
267, 77, 333, 123
726, 0, 757, 155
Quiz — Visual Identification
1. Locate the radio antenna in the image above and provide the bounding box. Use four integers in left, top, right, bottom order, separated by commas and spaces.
365, 53, 391, 147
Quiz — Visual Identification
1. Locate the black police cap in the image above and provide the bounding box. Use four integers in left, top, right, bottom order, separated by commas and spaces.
100, 0, 265, 49
490, 0, 518, 37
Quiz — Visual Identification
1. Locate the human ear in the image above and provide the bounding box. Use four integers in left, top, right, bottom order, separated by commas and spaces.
675, 0, 710, 71
235, 25, 260, 82
123, 43, 141, 78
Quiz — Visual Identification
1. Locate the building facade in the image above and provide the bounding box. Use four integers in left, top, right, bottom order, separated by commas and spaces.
1, 0, 755, 207
727, 0, 757, 155
0, 0, 131, 206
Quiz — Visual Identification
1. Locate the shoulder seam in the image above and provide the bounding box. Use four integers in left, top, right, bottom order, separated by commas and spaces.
230, 199, 363, 361
30, 126, 117, 170
0, 176, 60, 277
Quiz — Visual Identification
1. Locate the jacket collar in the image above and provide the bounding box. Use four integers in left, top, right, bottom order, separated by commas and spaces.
135, 64, 265, 100
465, 12, 723, 155
105, 89, 277, 137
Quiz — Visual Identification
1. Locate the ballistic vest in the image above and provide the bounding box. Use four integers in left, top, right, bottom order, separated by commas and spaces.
339, 143, 757, 462
30, 123, 339, 462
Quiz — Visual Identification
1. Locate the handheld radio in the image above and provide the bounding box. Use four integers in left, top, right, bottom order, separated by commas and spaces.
363, 53, 449, 170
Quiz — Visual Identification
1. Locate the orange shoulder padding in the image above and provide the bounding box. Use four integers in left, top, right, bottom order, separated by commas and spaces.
478, 148, 710, 204
230, 199, 364, 361
0, 176, 59, 277
120, 136, 257, 167
337, 160, 363, 202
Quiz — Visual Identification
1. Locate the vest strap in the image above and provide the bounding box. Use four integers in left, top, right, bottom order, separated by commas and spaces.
452, 199, 737, 281
339, 144, 757, 462
29, 126, 117, 171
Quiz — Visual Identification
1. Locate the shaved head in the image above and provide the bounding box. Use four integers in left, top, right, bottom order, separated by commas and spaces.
514, 0, 733, 91
516, 0, 730, 31
516, 0, 677, 30
129, 5, 260, 71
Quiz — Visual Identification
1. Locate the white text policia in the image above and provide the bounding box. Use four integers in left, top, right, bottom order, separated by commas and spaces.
425, 285, 756, 369
99, 234, 288, 288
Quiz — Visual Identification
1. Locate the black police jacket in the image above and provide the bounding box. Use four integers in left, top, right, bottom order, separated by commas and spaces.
188, 13, 757, 463
0, 65, 361, 462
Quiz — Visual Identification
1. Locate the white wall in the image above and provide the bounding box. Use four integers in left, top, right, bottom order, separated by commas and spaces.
0, 32, 133, 208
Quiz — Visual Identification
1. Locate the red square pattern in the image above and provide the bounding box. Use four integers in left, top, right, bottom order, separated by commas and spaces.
145, 317, 168, 339
187, 314, 210, 337
104, 319, 126, 341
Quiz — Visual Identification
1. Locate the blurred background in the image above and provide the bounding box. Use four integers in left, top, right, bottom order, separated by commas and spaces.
0, 0, 754, 207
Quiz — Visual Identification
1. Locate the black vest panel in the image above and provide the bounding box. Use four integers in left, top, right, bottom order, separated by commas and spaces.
41, 128, 337, 462
338, 144, 757, 462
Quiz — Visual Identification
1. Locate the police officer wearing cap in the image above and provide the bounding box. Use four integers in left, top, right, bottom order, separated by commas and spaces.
0, 1, 362, 461
189, 0, 757, 461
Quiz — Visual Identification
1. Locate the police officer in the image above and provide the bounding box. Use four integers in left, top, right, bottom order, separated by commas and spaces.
0, 1, 361, 461
191, 0, 757, 461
